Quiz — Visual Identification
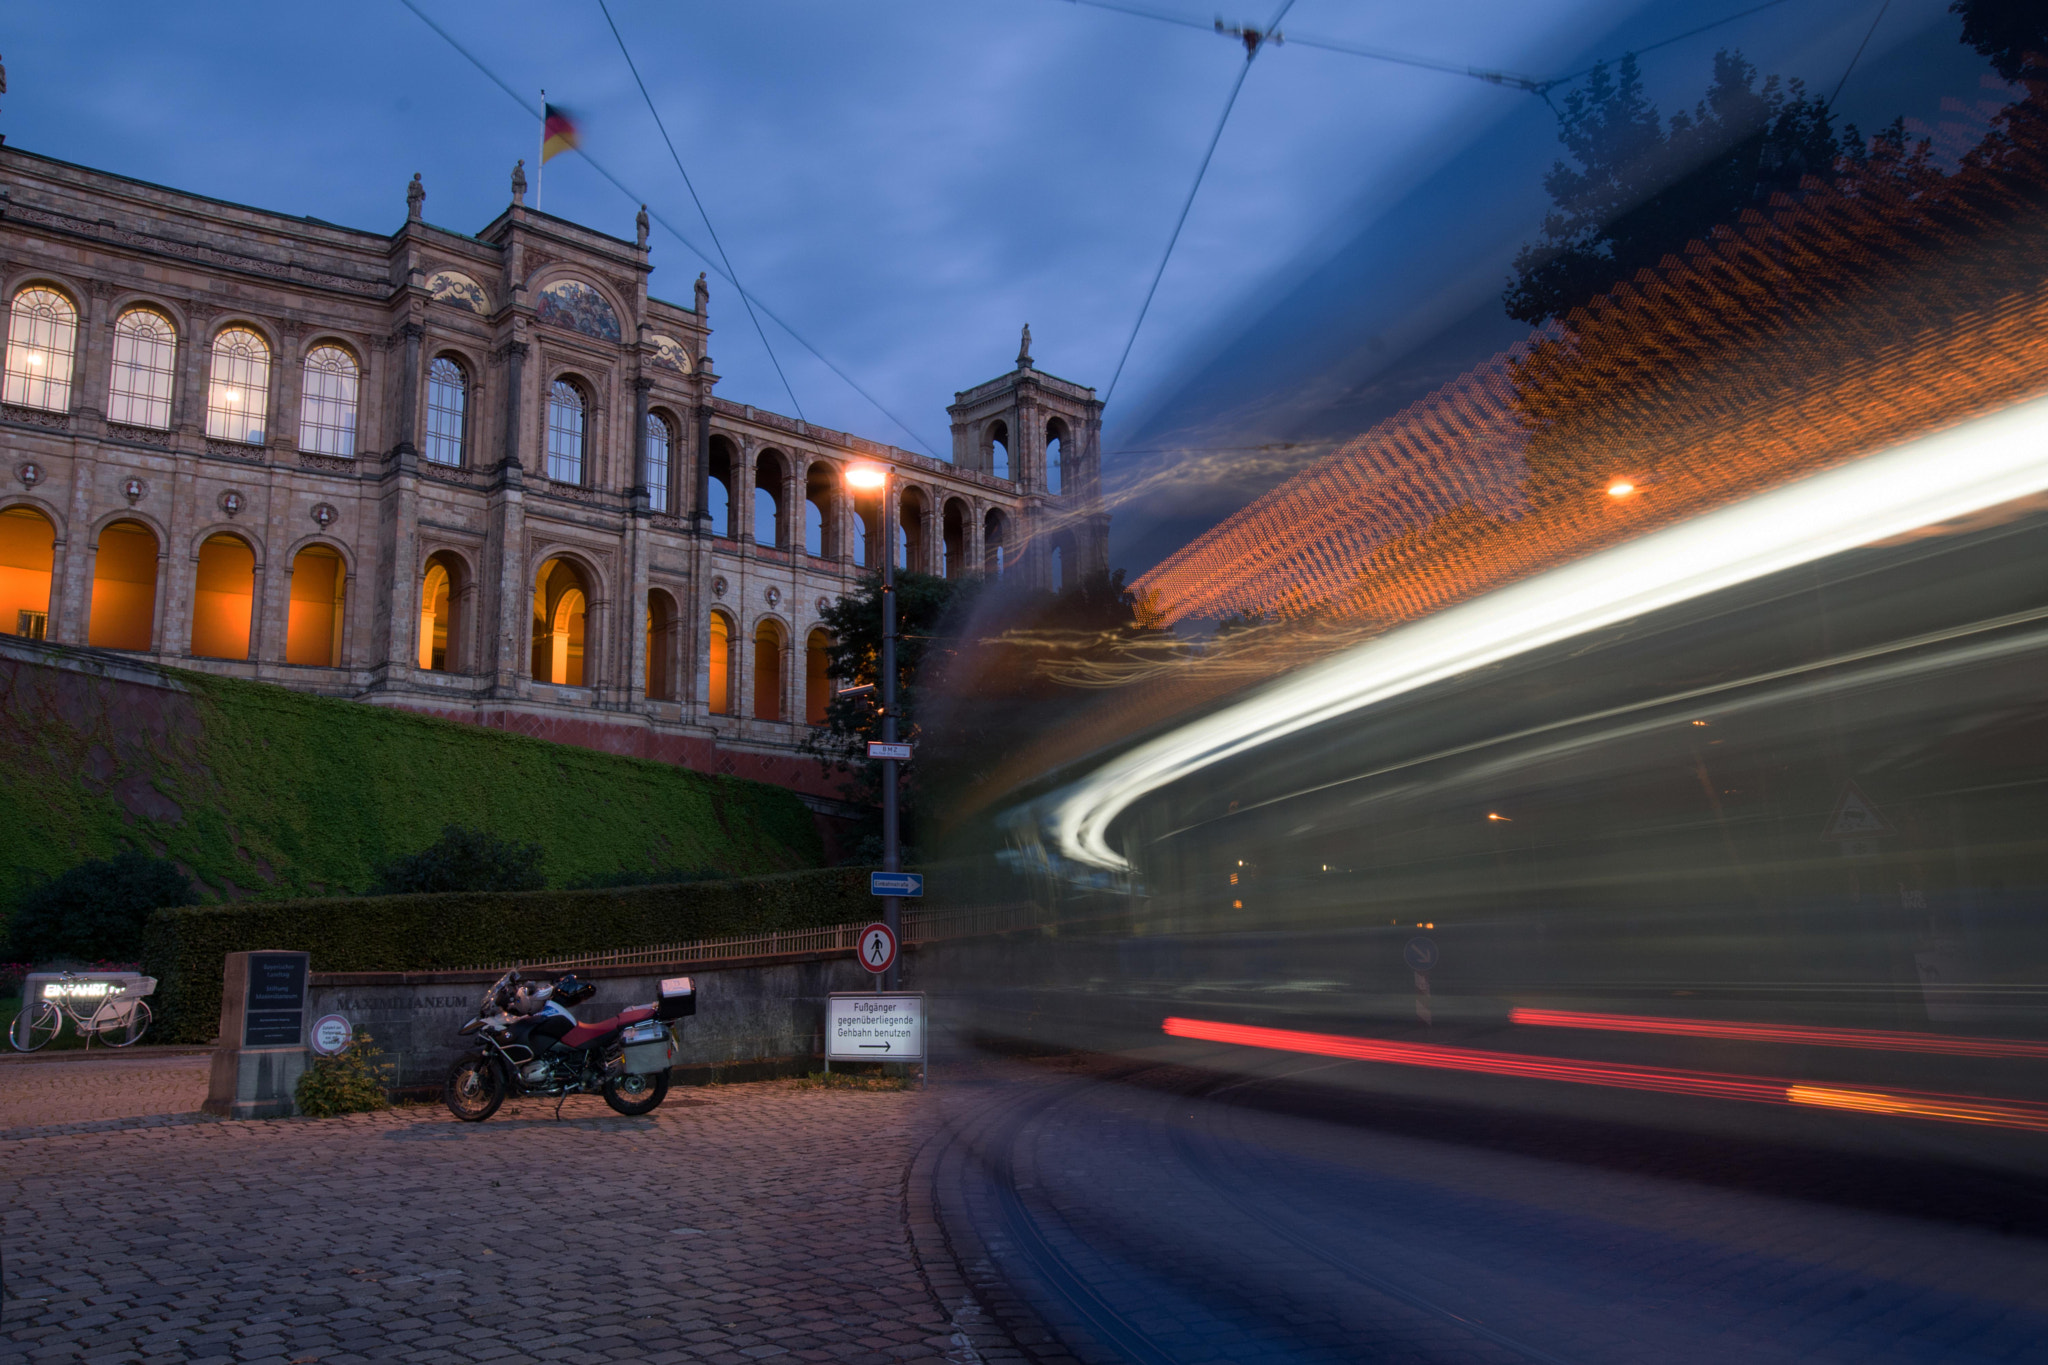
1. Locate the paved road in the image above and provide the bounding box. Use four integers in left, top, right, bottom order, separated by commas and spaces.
920, 1053, 2048, 1365
0, 1050, 213, 1138
0, 1075, 974, 1365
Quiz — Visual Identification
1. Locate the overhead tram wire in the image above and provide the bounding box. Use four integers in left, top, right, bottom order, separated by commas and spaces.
1104, 0, 1297, 406
391, 0, 943, 457
597, 0, 805, 426
1828, 0, 1894, 108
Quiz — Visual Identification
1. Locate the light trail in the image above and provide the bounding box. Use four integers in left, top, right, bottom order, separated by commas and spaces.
1162, 1016, 2048, 1134
1510, 1008, 2048, 1060
1047, 396, 2048, 871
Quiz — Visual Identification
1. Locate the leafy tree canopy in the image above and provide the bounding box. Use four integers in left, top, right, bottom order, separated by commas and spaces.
1953, 0, 2048, 81
367, 825, 546, 896
1506, 50, 1861, 326
8, 850, 195, 963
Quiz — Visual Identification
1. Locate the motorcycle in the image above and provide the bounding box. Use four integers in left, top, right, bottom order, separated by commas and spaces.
444, 969, 695, 1121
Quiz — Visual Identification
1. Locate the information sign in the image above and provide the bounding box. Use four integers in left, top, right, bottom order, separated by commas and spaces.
1403, 937, 1439, 972
308, 1014, 354, 1057
870, 871, 924, 898
825, 992, 925, 1061
242, 953, 308, 1048
867, 741, 913, 761
856, 922, 899, 975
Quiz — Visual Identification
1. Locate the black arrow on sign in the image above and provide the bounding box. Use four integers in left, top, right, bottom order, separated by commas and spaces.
860, 1042, 892, 1051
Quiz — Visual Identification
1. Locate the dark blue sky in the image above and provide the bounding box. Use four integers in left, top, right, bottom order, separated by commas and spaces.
2, 0, 1998, 569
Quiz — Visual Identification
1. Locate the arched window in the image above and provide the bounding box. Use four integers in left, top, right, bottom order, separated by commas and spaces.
646, 590, 677, 699
1051, 545, 1065, 594
707, 611, 733, 715
804, 464, 836, 558
298, 345, 359, 456
546, 380, 586, 484
88, 520, 159, 652
425, 357, 467, 467
1046, 419, 1066, 495
206, 328, 271, 444
0, 505, 57, 639
754, 450, 786, 547
191, 533, 256, 660
988, 420, 1010, 480
899, 488, 928, 572
853, 504, 877, 568
942, 500, 967, 579
417, 551, 465, 672
108, 308, 177, 429
531, 557, 590, 686
708, 437, 736, 537
644, 413, 673, 513
805, 628, 833, 725
753, 618, 787, 720
286, 544, 345, 667
984, 509, 1009, 578
3, 287, 78, 413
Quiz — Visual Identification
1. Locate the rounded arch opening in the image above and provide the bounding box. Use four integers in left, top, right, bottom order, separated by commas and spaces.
708, 435, 737, 537
4, 284, 80, 414
941, 499, 968, 579
108, 306, 178, 429
426, 355, 470, 467
987, 420, 1011, 480
805, 627, 834, 726
983, 508, 1009, 578
804, 462, 837, 558
899, 487, 929, 573
646, 588, 679, 700
545, 378, 588, 485
531, 556, 592, 685
89, 519, 159, 651
0, 504, 57, 639
707, 609, 735, 715
1045, 417, 1068, 495
286, 543, 346, 667
191, 532, 256, 660
755, 448, 788, 546
418, 550, 469, 672
753, 617, 788, 721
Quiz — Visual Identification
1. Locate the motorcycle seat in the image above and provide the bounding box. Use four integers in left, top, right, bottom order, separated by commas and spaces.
561, 1004, 656, 1049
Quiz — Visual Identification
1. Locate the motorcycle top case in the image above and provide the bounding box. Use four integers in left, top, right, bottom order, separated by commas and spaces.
620, 1019, 676, 1074
656, 975, 696, 1020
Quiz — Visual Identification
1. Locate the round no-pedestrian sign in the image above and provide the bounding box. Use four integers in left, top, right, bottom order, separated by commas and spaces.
309, 1013, 353, 1056
857, 923, 899, 975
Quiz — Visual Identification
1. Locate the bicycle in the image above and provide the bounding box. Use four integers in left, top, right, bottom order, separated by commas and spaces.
8, 973, 155, 1051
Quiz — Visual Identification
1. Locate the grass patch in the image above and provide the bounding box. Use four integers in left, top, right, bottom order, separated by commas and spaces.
798, 1069, 914, 1091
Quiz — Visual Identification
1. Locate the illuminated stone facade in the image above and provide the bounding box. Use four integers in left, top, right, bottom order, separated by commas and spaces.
0, 145, 1105, 799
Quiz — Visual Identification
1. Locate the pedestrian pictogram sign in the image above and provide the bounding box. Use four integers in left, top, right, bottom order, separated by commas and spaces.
1822, 780, 1895, 840
857, 922, 899, 975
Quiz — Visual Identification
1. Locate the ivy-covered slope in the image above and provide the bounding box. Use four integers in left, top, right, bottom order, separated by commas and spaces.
0, 643, 823, 904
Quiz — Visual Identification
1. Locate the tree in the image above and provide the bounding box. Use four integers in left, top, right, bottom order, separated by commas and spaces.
1953, 0, 2048, 81
367, 825, 545, 895
1506, 51, 1853, 326
8, 851, 194, 963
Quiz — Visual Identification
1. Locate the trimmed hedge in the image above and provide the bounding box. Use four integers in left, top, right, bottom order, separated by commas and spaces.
143, 866, 879, 1043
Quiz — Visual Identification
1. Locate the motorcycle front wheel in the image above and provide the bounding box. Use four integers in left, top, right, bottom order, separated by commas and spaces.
602, 1069, 670, 1116
445, 1056, 506, 1122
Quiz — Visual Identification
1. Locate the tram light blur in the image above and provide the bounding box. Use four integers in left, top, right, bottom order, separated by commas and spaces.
1487, 812, 1511, 821
1607, 480, 1637, 497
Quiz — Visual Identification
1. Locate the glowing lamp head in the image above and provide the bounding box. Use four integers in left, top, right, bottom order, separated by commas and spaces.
1607, 479, 1636, 498
844, 463, 887, 490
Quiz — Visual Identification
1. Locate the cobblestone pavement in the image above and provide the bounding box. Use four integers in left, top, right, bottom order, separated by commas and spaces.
0, 1079, 982, 1365
0, 1051, 213, 1137
920, 1053, 2048, 1365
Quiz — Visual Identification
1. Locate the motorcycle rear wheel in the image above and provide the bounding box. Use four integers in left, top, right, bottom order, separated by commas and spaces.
602, 1069, 670, 1116
445, 1056, 505, 1122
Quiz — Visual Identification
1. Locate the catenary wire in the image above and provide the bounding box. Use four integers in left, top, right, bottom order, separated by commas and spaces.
596, 0, 806, 425
1105, 0, 1297, 406
391, 0, 944, 456
1828, 0, 1894, 108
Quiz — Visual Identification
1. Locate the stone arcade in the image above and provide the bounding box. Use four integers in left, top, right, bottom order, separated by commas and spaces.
0, 146, 1106, 797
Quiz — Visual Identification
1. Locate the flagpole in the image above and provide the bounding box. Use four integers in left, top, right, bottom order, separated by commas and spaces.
536, 89, 546, 211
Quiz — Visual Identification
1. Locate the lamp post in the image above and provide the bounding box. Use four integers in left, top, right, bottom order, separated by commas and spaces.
844, 463, 900, 989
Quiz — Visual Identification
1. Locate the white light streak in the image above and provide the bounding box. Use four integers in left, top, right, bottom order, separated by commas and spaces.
1047, 397, 2048, 870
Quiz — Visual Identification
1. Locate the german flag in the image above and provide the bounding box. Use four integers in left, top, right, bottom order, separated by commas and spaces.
541, 104, 580, 163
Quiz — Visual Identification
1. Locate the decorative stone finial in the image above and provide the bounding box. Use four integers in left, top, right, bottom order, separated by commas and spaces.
407, 173, 425, 221
694, 271, 710, 314
1018, 323, 1033, 369
511, 159, 528, 206
636, 204, 650, 249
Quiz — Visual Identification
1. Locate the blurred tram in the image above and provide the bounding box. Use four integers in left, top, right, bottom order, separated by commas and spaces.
955, 415, 2048, 1171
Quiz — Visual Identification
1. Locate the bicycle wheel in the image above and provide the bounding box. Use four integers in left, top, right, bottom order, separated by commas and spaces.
10, 999, 62, 1052
98, 999, 152, 1047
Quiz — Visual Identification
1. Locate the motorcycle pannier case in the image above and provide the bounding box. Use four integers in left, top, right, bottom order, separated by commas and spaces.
620, 1019, 675, 1074
656, 976, 696, 1020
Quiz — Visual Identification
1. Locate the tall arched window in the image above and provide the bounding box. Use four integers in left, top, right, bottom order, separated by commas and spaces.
298, 345, 359, 456
88, 520, 159, 652
1046, 419, 1066, 495
644, 413, 673, 513
754, 618, 787, 720
206, 327, 271, 444
286, 545, 346, 667
425, 357, 467, 466
707, 611, 733, 715
546, 380, 585, 484
418, 551, 465, 672
108, 308, 177, 429
0, 505, 57, 639
531, 556, 590, 686
191, 533, 256, 660
988, 420, 1010, 480
805, 629, 833, 725
3, 287, 78, 413
646, 590, 677, 699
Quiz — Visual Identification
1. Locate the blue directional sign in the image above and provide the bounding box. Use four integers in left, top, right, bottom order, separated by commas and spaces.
1403, 937, 1439, 972
870, 872, 924, 898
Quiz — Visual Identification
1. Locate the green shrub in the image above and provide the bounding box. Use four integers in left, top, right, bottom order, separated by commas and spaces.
562, 866, 721, 890
368, 826, 546, 896
8, 852, 195, 963
295, 1032, 393, 1117
144, 866, 880, 1043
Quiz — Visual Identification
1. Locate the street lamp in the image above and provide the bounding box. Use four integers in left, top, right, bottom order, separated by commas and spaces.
843, 462, 901, 989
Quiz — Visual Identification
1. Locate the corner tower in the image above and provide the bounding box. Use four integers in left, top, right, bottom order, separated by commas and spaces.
946, 327, 1108, 588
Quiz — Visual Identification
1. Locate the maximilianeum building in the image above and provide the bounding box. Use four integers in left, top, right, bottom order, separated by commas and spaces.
0, 144, 1108, 806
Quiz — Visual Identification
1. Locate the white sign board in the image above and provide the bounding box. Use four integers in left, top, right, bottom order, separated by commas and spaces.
826, 992, 924, 1062
309, 1013, 354, 1057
